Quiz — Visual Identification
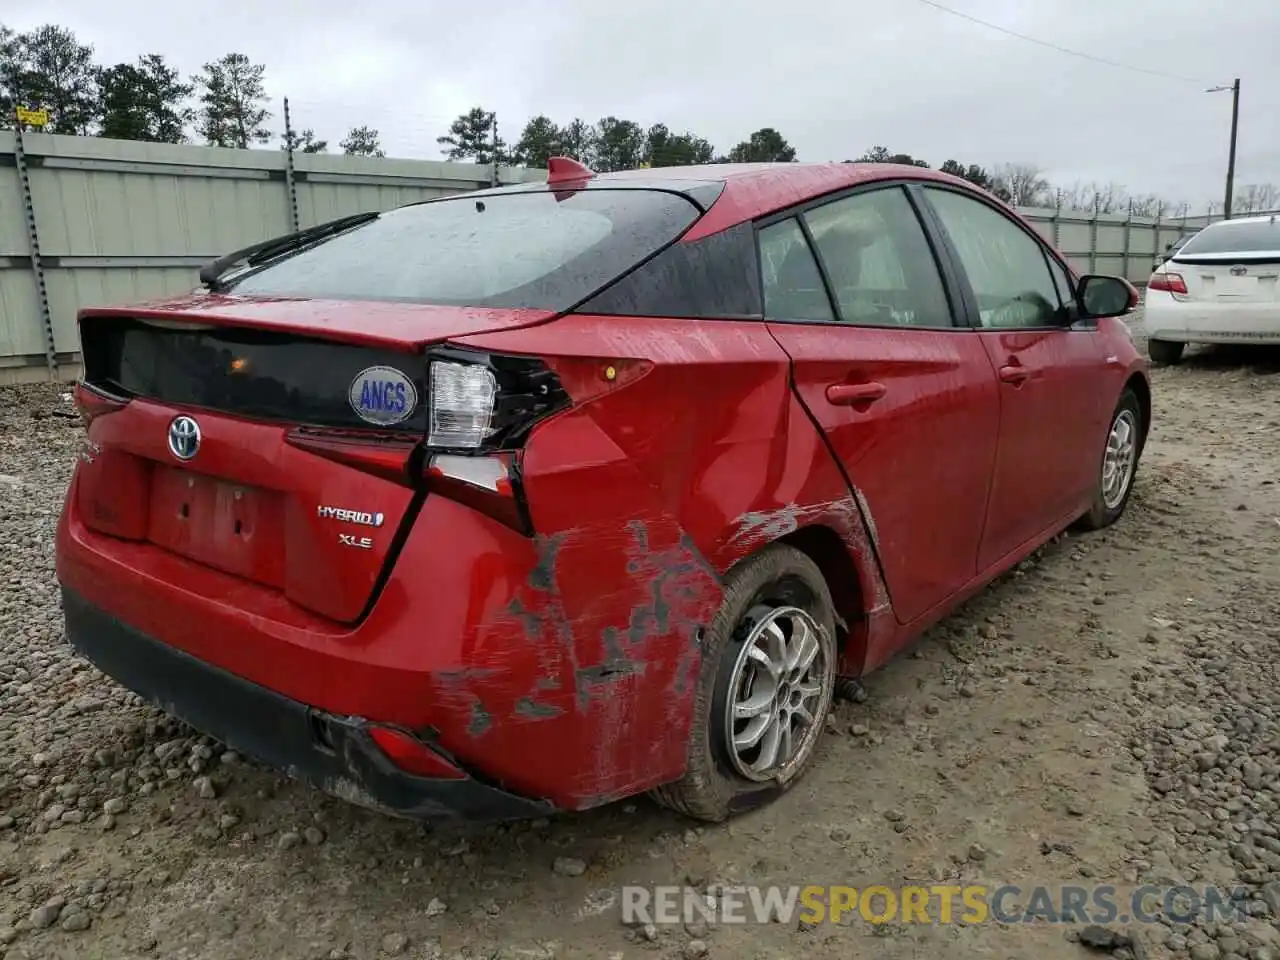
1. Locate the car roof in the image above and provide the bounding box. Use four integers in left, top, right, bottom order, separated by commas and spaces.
461, 162, 995, 242
658, 162, 983, 240
1202, 213, 1279, 227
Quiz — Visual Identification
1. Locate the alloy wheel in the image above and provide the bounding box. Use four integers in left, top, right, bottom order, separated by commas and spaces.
722, 603, 831, 782
1102, 408, 1139, 509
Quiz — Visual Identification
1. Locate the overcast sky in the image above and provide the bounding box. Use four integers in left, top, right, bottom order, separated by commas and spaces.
9, 0, 1279, 210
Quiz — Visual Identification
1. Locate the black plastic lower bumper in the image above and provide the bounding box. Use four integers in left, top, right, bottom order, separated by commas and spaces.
60, 588, 556, 822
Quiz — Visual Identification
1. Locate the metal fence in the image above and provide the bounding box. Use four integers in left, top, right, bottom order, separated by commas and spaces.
0, 130, 545, 383
0, 130, 1256, 383
1018, 201, 1265, 284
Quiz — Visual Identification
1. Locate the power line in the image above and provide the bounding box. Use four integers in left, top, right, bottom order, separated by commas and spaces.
910, 0, 1212, 85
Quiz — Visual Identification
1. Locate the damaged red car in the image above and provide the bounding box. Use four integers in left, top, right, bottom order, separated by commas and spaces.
56, 158, 1149, 822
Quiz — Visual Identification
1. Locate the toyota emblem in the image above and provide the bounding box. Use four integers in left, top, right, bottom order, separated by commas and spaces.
167, 415, 201, 461
1230, 264, 1248, 276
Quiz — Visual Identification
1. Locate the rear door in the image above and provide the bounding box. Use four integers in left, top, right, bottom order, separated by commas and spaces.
759, 183, 1001, 626
915, 184, 1109, 570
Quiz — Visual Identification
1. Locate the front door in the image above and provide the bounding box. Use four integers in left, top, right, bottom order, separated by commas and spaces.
758, 184, 1001, 626
918, 185, 1109, 570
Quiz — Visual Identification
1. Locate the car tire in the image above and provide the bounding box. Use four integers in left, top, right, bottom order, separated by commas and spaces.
649, 543, 837, 823
1076, 387, 1144, 532
1147, 339, 1184, 365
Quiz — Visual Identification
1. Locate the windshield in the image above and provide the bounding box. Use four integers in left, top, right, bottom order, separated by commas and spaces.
1177, 219, 1280, 256
227, 188, 701, 310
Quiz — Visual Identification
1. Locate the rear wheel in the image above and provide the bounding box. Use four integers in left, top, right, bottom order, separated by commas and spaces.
650, 544, 836, 822
1076, 387, 1143, 531
1147, 338, 1185, 365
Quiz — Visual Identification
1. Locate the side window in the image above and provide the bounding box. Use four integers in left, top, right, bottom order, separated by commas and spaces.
803, 187, 953, 327
758, 218, 835, 323
923, 187, 1063, 329
1046, 255, 1076, 310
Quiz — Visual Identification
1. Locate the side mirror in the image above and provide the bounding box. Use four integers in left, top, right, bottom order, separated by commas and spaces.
1077, 274, 1138, 319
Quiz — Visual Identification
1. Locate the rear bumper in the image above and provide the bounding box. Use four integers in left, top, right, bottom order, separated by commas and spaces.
55, 403, 723, 810
1143, 293, 1280, 343
61, 587, 556, 822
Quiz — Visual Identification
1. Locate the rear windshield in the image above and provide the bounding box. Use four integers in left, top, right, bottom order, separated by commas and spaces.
225, 188, 701, 310
1177, 219, 1280, 256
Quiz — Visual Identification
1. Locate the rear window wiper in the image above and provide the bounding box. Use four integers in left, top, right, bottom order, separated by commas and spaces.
198, 211, 381, 292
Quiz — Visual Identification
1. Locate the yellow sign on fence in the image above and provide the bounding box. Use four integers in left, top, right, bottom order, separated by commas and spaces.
16, 107, 49, 127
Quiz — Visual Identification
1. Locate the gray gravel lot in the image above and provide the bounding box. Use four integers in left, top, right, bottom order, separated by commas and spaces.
2, 321, 1280, 959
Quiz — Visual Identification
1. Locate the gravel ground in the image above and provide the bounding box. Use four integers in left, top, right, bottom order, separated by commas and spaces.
2, 317, 1280, 960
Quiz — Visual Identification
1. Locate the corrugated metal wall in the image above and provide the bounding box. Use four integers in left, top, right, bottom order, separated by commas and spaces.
0, 131, 1219, 382
1021, 204, 1214, 280
0, 131, 545, 382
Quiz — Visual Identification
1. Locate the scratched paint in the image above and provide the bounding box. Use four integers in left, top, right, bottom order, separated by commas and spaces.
467, 701, 492, 737
527, 531, 569, 592
729, 497, 866, 554
513, 696, 563, 719
726, 494, 893, 678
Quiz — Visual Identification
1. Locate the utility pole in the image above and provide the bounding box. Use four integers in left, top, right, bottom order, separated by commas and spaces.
282, 96, 300, 232
1207, 78, 1241, 220
490, 114, 500, 188
1224, 78, 1240, 220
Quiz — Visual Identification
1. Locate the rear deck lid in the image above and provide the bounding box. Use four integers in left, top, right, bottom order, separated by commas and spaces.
1170, 217, 1280, 304
74, 185, 703, 623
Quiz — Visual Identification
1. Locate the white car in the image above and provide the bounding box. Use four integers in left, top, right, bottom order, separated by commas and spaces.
1143, 214, 1280, 364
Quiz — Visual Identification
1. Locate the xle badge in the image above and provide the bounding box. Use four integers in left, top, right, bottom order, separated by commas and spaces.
349, 366, 418, 426
339, 534, 374, 550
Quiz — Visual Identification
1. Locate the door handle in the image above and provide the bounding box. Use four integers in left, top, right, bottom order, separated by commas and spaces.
998, 365, 1030, 385
826, 381, 887, 405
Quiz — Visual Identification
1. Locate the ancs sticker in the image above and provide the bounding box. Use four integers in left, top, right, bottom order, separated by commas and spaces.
349, 366, 418, 426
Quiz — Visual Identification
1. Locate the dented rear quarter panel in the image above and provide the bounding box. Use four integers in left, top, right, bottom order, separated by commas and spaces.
445, 315, 894, 804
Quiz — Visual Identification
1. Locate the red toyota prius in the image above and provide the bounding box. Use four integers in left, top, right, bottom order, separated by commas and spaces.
55, 158, 1148, 822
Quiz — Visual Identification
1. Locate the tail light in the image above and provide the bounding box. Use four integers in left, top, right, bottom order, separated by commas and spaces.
421, 346, 570, 535
291, 346, 572, 534
1148, 272, 1188, 295
73, 382, 127, 428
285, 428, 419, 486
426, 347, 569, 452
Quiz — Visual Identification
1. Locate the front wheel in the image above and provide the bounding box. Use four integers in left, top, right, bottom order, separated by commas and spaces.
1147, 338, 1185, 365
1076, 387, 1144, 531
649, 544, 837, 822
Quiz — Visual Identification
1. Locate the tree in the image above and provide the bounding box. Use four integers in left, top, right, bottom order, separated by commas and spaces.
193, 53, 270, 149
853, 146, 929, 167
3, 25, 99, 134
939, 159, 995, 193
1127, 195, 1170, 219
282, 127, 327, 153
854, 145, 892, 163
97, 54, 193, 143
556, 118, 596, 163
726, 127, 796, 163
513, 114, 560, 168
590, 116, 645, 171
990, 163, 1050, 207
0, 26, 18, 120
645, 123, 714, 167
1237, 184, 1280, 213
340, 125, 384, 157
1055, 181, 1127, 213
437, 106, 506, 164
